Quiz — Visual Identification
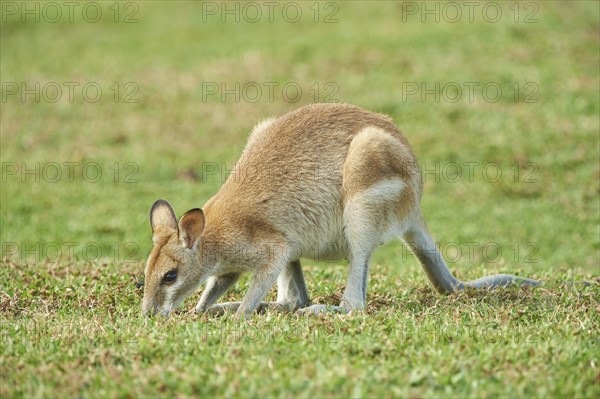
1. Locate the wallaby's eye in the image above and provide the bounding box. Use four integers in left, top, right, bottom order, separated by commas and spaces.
163, 270, 177, 284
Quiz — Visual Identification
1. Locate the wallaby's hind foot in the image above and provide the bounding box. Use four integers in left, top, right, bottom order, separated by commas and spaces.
460, 275, 540, 290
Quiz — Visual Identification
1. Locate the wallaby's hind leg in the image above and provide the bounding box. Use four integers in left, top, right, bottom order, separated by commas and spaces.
300, 126, 416, 315
297, 200, 380, 315
339, 177, 407, 311
298, 179, 402, 315
298, 246, 374, 315
299, 252, 373, 315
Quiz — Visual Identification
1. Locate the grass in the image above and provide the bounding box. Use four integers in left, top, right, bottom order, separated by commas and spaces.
1, 1, 599, 397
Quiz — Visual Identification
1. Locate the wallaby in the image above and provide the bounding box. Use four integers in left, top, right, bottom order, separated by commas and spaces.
142, 103, 539, 317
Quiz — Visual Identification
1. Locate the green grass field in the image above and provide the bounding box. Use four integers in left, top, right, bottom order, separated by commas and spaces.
1, 1, 599, 397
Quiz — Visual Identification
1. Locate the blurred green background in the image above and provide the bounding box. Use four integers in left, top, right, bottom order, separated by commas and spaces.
2, 1, 597, 270
1, 1, 598, 397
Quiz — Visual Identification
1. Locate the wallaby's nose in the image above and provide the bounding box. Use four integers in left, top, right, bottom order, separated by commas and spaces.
141, 300, 156, 317
141, 303, 170, 317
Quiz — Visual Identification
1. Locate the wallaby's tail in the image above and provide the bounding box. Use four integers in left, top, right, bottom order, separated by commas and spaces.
403, 219, 539, 294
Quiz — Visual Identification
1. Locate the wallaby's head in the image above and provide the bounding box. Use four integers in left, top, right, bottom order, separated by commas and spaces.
142, 199, 206, 316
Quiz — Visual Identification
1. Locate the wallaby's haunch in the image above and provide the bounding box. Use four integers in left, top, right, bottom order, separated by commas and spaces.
142, 103, 539, 317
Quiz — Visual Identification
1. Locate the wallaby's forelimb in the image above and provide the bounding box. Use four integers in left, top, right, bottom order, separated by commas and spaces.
237, 259, 287, 316
199, 261, 311, 316
195, 272, 241, 313
277, 260, 311, 308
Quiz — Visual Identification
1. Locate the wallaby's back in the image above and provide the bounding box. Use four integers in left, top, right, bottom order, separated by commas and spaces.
204, 103, 420, 252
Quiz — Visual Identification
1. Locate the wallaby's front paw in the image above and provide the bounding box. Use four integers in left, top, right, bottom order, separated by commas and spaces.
297, 304, 349, 316
204, 302, 242, 317
257, 302, 297, 314
231, 302, 296, 318
195, 304, 208, 314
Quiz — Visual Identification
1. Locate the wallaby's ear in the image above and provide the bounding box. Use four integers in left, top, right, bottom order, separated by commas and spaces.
150, 199, 178, 233
178, 208, 205, 249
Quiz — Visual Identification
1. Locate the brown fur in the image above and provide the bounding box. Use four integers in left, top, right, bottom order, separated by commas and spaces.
142, 103, 539, 316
